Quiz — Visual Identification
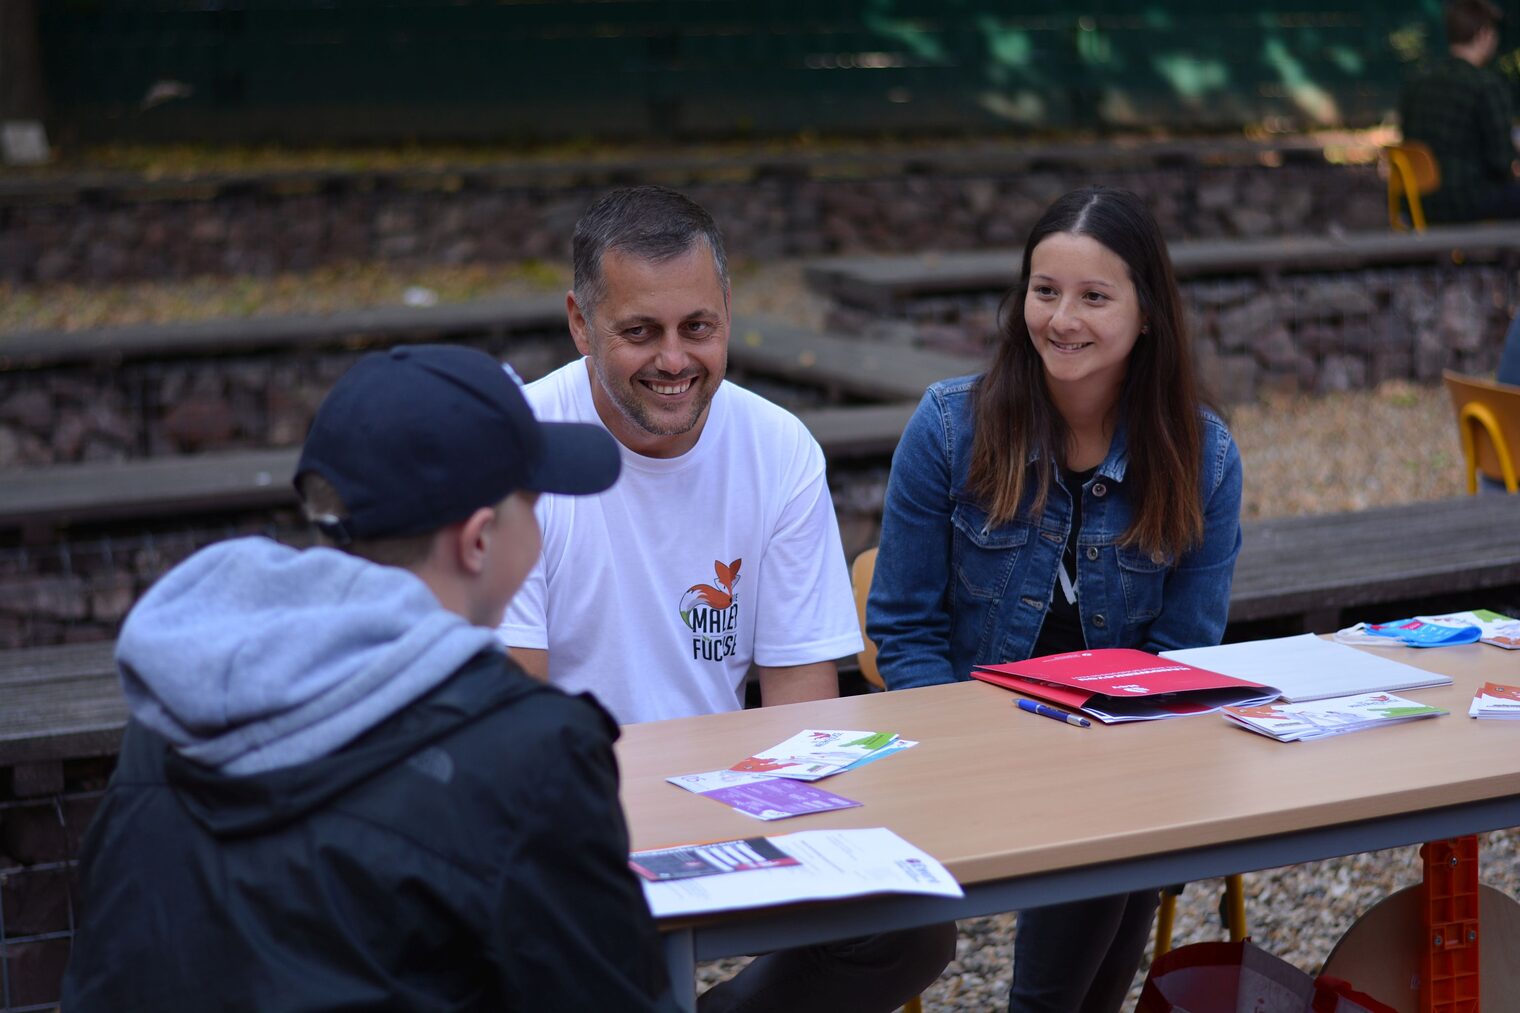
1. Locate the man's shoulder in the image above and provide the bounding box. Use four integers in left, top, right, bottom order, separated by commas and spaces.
522, 359, 590, 420
719, 378, 812, 432
713, 379, 824, 462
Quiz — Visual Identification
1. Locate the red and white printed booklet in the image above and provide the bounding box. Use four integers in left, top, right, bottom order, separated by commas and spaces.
973, 648, 1281, 723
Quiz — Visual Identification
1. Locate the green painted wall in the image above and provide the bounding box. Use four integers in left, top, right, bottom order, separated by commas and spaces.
36, 1, 1517, 144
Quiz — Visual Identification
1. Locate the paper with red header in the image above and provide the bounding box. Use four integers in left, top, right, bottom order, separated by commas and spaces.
973, 648, 1280, 723
1469, 681, 1520, 719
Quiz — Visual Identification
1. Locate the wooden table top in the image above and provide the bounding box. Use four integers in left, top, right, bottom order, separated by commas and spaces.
617, 643, 1520, 889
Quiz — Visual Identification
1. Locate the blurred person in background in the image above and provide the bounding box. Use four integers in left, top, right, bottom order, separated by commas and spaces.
1400, 0, 1520, 223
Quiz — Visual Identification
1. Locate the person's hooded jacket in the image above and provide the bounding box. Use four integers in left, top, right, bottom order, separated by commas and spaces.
61, 537, 676, 1012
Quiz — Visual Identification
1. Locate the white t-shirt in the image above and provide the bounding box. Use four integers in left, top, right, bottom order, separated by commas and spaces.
499, 359, 863, 725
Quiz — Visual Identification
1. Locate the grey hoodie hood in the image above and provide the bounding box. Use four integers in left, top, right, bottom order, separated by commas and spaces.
117, 536, 498, 776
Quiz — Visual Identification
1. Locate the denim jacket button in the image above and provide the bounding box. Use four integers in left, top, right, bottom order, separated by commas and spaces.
1085, 546, 1099, 561
1092, 483, 1107, 497
1093, 613, 1107, 628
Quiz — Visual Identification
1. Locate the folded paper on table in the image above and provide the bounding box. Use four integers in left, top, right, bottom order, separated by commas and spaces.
1469, 681, 1520, 719
1222, 692, 1446, 742
666, 768, 863, 820
630, 837, 800, 881
973, 648, 1279, 723
637, 827, 963, 919
729, 729, 899, 781
1161, 634, 1452, 702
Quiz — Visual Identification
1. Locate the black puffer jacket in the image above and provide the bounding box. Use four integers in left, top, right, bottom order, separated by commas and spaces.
62, 652, 678, 1012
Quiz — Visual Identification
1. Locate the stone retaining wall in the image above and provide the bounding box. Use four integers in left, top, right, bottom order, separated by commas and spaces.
0, 513, 311, 649
0, 758, 113, 1012
824, 263, 1517, 403
1, 456, 890, 649
1, 160, 1386, 285
0, 332, 570, 470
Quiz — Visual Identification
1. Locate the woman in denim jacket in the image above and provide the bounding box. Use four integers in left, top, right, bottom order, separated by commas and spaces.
868, 187, 1243, 1012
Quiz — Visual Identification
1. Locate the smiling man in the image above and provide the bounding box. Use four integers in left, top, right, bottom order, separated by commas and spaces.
501, 185, 863, 725
497, 185, 954, 1013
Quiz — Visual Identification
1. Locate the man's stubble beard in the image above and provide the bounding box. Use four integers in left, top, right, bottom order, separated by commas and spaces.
589, 352, 722, 438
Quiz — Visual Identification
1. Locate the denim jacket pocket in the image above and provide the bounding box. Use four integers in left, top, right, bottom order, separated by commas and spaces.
1116, 546, 1171, 623
950, 500, 1031, 602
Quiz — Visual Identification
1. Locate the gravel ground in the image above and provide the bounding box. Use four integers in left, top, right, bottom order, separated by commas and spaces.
6, 256, 1508, 1010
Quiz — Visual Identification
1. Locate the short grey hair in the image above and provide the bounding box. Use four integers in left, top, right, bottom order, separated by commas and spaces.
571, 185, 730, 320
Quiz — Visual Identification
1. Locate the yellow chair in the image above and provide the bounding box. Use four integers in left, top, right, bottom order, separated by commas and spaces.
853, 545, 1247, 964
1443, 369, 1520, 493
1384, 141, 1440, 233
1155, 877, 1249, 957
850, 547, 922, 1013
851, 546, 885, 691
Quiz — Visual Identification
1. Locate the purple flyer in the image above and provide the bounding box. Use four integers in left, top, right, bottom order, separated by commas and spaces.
666, 769, 861, 821
704, 778, 862, 821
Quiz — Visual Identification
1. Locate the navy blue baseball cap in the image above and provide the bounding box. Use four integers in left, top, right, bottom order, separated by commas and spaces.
295, 344, 620, 541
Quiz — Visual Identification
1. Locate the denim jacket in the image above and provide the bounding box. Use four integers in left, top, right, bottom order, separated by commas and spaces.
868, 374, 1243, 690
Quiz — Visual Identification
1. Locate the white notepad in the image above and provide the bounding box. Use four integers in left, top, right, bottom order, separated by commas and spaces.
1160, 634, 1453, 703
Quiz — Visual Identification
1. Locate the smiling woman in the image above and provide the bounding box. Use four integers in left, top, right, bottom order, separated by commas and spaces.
1024, 231, 1145, 466
867, 186, 1244, 1012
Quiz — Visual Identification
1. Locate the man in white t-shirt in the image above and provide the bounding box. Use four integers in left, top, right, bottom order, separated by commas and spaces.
498, 185, 954, 1013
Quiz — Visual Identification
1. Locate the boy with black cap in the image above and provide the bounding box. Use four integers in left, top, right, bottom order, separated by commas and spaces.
63, 345, 678, 1011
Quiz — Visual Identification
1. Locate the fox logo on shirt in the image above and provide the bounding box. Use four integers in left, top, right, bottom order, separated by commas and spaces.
679, 559, 741, 662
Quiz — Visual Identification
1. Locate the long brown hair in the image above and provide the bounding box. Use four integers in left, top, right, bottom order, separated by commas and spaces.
967, 186, 1210, 560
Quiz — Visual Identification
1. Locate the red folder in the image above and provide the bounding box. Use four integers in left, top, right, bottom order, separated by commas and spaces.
974, 648, 1281, 724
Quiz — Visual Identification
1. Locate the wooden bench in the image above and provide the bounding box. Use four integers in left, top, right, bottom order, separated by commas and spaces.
0, 402, 927, 538
0, 298, 977, 396
7, 494, 1517, 781
805, 222, 1520, 314
0, 296, 568, 370
1, 640, 121, 794
1228, 494, 1520, 635
729, 315, 980, 403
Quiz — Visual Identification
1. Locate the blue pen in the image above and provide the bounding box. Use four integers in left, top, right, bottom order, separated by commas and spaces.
1017, 698, 1091, 728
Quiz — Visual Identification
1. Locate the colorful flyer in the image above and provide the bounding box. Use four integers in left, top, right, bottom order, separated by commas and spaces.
836, 738, 917, 771
667, 769, 863, 821
729, 729, 899, 781
1223, 692, 1447, 742
1469, 681, 1520, 719
1360, 617, 1481, 647
1419, 610, 1520, 650
638, 828, 963, 919
629, 837, 800, 882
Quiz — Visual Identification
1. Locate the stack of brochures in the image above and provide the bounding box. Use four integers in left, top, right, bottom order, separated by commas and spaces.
1334, 610, 1520, 650
1222, 692, 1447, 742
728, 729, 904, 780
1469, 682, 1520, 719
665, 730, 917, 821
630, 827, 963, 918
